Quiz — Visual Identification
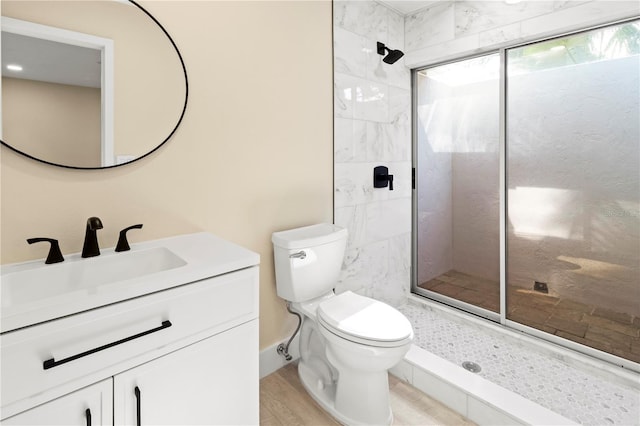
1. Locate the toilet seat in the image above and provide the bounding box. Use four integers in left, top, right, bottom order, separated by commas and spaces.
317, 291, 413, 348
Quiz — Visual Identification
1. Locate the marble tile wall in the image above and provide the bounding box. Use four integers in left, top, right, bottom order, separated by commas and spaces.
333, 0, 639, 307
333, 0, 411, 306
404, 1, 640, 67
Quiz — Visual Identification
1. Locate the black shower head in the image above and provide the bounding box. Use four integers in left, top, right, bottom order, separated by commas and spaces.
377, 42, 404, 65
383, 49, 404, 64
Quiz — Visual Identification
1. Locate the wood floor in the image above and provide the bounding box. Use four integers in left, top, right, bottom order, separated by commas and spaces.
260, 363, 476, 426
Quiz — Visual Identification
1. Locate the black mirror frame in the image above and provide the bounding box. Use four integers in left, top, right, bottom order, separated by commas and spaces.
0, 0, 189, 170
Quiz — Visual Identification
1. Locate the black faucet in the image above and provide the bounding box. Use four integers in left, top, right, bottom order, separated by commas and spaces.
115, 224, 143, 252
27, 237, 64, 264
82, 217, 103, 258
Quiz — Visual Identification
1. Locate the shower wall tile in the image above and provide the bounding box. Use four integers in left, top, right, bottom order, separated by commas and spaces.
338, 248, 366, 294
454, 1, 558, 37
405, 2, 455, 51
370, 269, 410, 306
520, 1, 640, 37
335, 74, 389, 123
333, 0, 389, 41
404, 0, 639, 69
334, 162, 371, 207
335, 204, 367, 248
389, 232, 411, 274
353, 80, 389, 122
478, 22, 523, 47
334, 72, 357, 119
365, 198, 412, 243
334, 27, 368, 78
338, 240, 390, 295
366, 56, 411, 91
334, 117, 367, 163
387, 9, 405, 51
365, 122, 387, 161
389, 87, 411, 127
334, 0, 412, 305
366, 121, 410, 161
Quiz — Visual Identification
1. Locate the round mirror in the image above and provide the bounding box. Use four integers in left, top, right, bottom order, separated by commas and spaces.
0, 0, 188, 169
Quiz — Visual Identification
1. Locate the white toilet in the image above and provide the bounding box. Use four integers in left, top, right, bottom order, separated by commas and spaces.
272, 223, 413, 425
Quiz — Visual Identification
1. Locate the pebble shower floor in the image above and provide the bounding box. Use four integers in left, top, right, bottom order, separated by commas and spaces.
397, 302, 640, 425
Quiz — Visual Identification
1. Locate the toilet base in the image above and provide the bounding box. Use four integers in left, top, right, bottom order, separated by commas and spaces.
298, 361, 393, 426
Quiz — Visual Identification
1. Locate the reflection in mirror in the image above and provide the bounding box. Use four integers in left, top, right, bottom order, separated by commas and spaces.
0, 0, 187, 169
2, 18, 114, 167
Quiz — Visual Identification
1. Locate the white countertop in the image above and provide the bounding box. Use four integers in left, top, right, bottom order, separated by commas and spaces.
0, 232, 260, 334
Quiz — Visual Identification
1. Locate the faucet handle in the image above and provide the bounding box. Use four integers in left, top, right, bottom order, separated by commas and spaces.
115, 224, 143, 252
27, 238, 64, 264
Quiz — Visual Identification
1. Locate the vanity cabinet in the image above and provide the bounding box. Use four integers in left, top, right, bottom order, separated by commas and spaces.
2, 379, 113, 426
1, 233, 260, 425
113, 321, 257, 425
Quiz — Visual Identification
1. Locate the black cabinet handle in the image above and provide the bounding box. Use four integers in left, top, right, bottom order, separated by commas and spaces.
43, 321, 172, 370
135, 386, 141, 426
85, 408, 92, 426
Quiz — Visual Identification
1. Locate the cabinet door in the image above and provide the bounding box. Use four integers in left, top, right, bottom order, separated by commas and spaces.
2, 379, 112, 426
114, 320, 258, 426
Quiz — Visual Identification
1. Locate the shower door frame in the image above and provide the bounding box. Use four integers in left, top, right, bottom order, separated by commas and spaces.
410, 17, 640, 373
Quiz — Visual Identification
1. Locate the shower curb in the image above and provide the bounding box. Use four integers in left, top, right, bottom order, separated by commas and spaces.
390, 345, 577, 425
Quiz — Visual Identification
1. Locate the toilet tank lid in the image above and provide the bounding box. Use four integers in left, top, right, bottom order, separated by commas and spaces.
272, 223, 348, 250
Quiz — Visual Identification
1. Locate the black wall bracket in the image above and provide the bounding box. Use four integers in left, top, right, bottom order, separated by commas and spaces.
373, 166, 394, 190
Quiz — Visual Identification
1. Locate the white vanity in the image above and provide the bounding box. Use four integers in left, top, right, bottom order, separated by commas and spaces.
0, 232, 260, 425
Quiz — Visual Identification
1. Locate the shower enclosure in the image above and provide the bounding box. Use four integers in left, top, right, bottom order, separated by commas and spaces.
413, 19, 639, 368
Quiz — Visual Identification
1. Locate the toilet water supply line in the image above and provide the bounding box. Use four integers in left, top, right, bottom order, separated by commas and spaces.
277, 302, 302, 361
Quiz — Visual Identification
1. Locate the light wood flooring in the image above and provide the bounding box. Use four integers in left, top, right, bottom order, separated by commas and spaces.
260, 363, 476, 426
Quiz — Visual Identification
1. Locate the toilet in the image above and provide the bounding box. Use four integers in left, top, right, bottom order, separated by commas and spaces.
272, 223, 413, 425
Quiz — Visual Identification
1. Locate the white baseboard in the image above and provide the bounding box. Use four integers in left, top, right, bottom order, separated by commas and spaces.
259, 334, 300, 379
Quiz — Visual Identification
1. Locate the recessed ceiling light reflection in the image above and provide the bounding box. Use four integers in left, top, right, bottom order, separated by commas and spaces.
7, 64, 23, 72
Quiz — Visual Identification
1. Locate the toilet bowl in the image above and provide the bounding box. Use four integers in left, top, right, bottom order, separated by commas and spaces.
272, 224, 413, 425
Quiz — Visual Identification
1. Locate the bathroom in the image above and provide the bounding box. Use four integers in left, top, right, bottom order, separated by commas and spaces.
1, 0, 638, 425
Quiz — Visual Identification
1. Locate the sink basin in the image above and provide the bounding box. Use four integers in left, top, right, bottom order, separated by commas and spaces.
0, 232, 260, 334
2, 247, 186, 309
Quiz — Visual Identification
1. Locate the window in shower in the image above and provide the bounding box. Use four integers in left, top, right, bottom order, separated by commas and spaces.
506, 20, 640, 363
413, 53, 501, 316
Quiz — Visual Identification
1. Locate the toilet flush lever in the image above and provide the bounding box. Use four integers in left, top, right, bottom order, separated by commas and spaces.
290, 251, 307, 260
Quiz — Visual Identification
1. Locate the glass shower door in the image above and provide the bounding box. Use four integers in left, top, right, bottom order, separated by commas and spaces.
414, 54, 501, 315
506, 20, 640, 362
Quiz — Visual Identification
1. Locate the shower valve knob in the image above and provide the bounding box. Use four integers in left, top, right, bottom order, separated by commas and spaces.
374, 165, 394, 191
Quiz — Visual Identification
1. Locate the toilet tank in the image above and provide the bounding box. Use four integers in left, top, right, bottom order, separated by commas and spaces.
272, 224, 348, 302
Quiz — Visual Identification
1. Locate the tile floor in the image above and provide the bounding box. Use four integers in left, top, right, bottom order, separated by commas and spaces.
398, 302, 640, 426
419, 270, 640, 363
419, 270, 500, 313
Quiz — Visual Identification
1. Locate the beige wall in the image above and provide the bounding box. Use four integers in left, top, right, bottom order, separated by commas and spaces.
0, 0, 334, 351
2, 77, 101, 167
